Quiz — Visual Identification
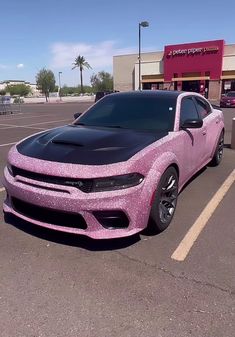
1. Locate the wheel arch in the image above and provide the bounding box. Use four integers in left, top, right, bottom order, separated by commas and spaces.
210, 126, 225, 159
147, 163, 179, 233
169, 163, 179, 178
145, 152, 180, 195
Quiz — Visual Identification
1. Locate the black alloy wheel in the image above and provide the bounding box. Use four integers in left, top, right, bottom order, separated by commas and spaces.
148, 166, 178, 233
210, 131, 224, 166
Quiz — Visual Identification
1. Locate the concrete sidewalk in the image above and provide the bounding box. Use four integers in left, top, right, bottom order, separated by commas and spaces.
19, 95, 95, 104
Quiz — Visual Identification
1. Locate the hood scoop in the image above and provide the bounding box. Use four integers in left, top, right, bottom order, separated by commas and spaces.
52, 139, 84, 147
51, 129, 85, 147
17, 125, 167, 165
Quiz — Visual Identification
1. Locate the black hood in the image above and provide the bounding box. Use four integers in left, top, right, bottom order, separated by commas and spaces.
16, 125, 168, 165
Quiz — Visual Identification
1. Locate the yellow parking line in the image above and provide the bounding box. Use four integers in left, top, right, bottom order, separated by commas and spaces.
0, 187, 5, 193
171, 169, 235, 262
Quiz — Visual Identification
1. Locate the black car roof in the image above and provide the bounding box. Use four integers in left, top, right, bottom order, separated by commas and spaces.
107, 90, 182, 100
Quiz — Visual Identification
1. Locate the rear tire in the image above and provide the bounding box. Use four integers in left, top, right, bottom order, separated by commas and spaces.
148, 167, 178, 233
210, 131, 224, 167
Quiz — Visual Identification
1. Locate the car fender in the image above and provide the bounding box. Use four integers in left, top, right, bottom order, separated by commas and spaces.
141, 151, 179, 204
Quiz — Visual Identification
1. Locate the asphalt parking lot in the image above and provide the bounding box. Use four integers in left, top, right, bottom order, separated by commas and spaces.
0, 102, 234, 337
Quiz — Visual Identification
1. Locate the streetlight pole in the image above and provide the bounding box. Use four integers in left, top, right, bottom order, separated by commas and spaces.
138, 21, 149, 91
58, 71, 62, 101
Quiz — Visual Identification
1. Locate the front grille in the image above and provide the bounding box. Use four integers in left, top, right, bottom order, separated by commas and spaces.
11, 166, 93, 193
11, 197, 87, 229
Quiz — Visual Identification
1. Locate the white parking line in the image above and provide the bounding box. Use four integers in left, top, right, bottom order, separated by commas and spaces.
0, 125, 15, 129
171, 169, 235, 262
0, 120, 71, 147
0, 123, 46, 131
0, 123, 25, 127
21, 126, 47, 130
0, 114, 53, 121
0, 142, 17, 147
27, 118, 71, 126
0, 187, 5, 193
0, 118, 71, 129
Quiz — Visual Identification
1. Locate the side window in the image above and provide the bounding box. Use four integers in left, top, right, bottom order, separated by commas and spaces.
180, 97, 199, 125
194, 97, 211, 119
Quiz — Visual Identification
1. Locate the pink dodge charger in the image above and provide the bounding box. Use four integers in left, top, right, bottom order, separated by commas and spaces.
3, 91, 224, 239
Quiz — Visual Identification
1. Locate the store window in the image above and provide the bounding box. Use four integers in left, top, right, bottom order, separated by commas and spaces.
222, 80, 235, 94
142, 82, 164, 90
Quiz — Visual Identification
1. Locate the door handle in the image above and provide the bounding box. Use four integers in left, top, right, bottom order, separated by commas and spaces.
216, 119, 219, 124
202, 131, 207, 135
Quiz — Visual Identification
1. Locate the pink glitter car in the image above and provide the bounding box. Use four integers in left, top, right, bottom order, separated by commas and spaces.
3, 91, 224, 239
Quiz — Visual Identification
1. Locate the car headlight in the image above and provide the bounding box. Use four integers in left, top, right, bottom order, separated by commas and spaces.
92, 173, 144, 192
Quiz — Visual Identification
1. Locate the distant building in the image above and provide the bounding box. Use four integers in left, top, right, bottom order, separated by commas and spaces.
113, 39, 235, 100
0, 80, 40, 96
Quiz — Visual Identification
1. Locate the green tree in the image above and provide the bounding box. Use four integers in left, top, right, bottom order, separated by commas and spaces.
6, 84, 31, 97
90, 71, 113, 92
72, 55, 92, 93
60, 85, 93, 96
0, 89, 6, 95
36, 68, 56, 102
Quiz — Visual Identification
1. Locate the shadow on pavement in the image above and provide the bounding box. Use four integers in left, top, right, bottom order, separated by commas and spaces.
179, 166, 207, 194
224, 143, 231, 148
4, 213, 140, 251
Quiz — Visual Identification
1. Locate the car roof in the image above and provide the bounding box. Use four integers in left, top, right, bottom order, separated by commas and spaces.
107, 90, 182, 100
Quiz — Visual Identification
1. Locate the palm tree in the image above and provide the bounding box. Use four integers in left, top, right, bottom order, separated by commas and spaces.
72, 55, 92, 93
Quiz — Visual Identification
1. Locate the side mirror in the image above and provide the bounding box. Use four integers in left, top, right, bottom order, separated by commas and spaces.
74, 112, 82, 119
181, 119, 203, 129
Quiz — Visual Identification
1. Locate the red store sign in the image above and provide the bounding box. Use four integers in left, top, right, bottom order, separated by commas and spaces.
164, 40, 224, 81
167, 46, 219, 57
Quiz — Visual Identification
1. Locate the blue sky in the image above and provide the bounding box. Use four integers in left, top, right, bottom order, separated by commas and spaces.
0, 0, 234, 86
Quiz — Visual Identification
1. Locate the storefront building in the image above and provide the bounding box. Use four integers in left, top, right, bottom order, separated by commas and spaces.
113, 40, 235, 100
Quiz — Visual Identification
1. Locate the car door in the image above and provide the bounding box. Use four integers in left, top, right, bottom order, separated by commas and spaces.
193, 96, 219, 161
179, 96, 207, 178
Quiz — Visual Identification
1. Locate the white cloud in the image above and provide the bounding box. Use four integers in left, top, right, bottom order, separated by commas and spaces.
17, 63, 24, 68
0, 64, 7, 69
49, 40, 137, 86
50, 40, 136, 70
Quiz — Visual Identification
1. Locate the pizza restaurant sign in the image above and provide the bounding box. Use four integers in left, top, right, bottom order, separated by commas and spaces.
167, 46, 219, 57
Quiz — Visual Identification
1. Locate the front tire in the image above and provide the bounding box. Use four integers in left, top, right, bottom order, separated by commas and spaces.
210, 131, 224, 167
148, 167, 178, 233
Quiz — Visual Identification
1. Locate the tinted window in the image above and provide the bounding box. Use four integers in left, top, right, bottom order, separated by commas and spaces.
76, 94, 176, 132
194, 97, 211, 119
180, 97, 199, 125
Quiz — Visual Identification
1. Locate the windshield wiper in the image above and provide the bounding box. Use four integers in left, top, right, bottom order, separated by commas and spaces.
74, 122, 86, 126
103, 125, 125, 129
74, 123, 125, 129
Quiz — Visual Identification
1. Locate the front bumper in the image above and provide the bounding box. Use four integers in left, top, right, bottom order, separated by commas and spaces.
3, 166, 152, 239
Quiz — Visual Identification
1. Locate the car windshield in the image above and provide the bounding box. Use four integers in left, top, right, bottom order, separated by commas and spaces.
75, 94, 176, 132
226, 92, 235, 97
